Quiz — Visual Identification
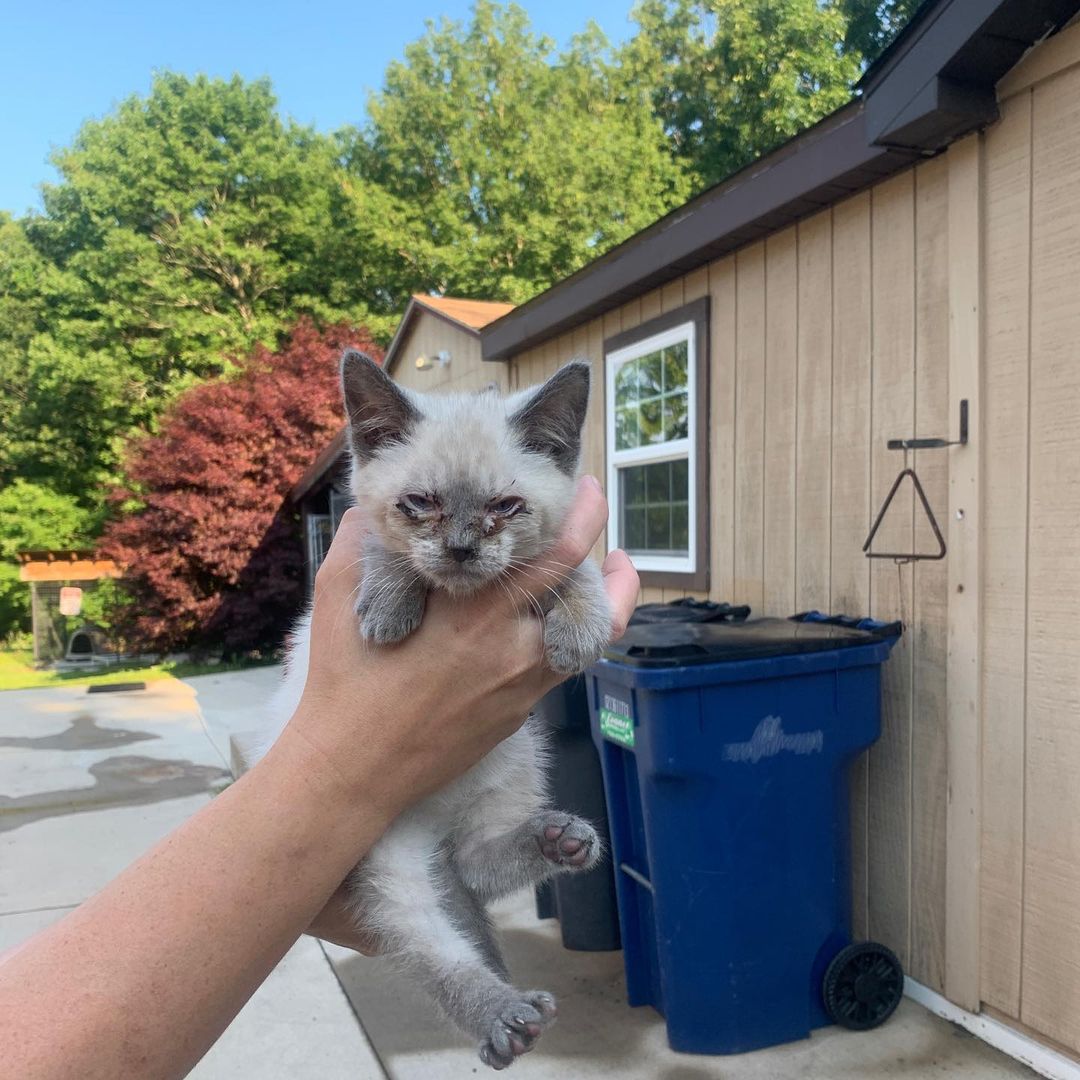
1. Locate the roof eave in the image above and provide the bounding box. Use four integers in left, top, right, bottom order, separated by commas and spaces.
482, 0, 1080, 362
483, 106, 919, 361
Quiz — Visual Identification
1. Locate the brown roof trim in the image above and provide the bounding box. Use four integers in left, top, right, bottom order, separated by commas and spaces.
482, 105, 917, 360
481, 0, 1080, 362
291, 427, 348, 503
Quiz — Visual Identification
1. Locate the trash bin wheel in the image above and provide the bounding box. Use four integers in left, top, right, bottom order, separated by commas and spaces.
823, 941, 904, 1031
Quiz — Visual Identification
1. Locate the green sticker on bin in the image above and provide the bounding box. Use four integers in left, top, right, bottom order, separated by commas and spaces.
600, 707, 635, 748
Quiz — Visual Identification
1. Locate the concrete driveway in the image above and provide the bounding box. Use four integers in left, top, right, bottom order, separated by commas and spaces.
0, 672, 1040, 1080
0, 674, 384, 1079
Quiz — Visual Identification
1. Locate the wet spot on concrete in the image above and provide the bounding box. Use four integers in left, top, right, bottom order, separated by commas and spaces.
0, 714, 160, 753
0, 754, 231, 833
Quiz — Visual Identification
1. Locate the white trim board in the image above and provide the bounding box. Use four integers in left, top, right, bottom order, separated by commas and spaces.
905, 978, 1080, 1080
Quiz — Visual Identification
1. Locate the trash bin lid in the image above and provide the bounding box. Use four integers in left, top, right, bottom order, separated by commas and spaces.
602, 617, 898, 668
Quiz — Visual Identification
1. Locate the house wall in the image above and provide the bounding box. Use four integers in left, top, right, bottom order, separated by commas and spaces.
978, 28, 1080, 1053
503, 22, 1080, 1055
391, 313, 508, 395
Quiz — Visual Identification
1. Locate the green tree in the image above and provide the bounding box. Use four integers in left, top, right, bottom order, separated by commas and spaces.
839, 0, 921, 65
0, 480, 95, 638
624, 0, 863, 189
347, 1, 692, 305
25, 73, 364, 390
0, 74, 372, 510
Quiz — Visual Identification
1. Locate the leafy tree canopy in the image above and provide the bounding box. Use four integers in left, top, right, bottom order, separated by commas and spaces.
624, 0, 863, 189
348, 1, 693, 305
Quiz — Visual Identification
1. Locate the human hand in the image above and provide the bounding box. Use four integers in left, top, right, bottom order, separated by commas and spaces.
278, 475, 638, 827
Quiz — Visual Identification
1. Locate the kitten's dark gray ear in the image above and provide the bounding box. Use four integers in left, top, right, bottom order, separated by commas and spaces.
509, 361, 590, 474
340, 350, 420, 462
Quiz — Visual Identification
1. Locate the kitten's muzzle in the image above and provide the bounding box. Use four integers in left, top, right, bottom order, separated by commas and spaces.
447, 544, 479, 564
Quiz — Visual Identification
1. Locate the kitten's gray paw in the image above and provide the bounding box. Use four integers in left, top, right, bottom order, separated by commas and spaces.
534, 812, 600, 871
356, 594, 424, 645
543, 606, 609, 675
478, 991, 557, 1070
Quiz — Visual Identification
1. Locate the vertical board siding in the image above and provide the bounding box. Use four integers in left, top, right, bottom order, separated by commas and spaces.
981, 89, 1033, 1018
1020, 62, 1080, 1051
393, 317, 504, 395
910, 155, 950, 993
795, 211, 833, 611
763, 229, 798, 615
830, 192, 874, 938
734, 244, 767, 610
498, 37, 1080, 1040
867, 172, 917, 968
709, 258, 738, 602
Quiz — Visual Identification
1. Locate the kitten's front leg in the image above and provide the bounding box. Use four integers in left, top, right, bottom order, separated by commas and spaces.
542, 557, 612, 675
356, 538, 428, 644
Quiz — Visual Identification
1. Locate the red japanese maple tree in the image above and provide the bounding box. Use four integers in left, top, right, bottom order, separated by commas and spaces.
100, 320, 379, 655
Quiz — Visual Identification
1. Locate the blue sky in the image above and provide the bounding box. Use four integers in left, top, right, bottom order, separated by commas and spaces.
0, 0, 638, 216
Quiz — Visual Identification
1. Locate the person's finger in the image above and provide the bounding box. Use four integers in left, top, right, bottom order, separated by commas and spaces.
313, 506, 369, 598
512, 476, 608, 599
601, 548, 639, 639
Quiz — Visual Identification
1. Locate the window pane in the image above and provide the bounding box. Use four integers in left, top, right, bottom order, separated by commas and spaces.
663, 341, 688, 393
617, 457, 691, 558
645, 461, 670, 503
672, 503, 689, 552
640, 398, 663, 443
621, 465, 645, 507
646, 505, 671, 550
671, 456, 689, 498
639, 350, 663, 398
615, 359, 637, 408
615, 405, 640, 450
663, 391, 688, 441
624, 507, 646, 550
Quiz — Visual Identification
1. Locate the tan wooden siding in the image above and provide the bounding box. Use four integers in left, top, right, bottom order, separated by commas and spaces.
501, 24, 1080, 1050
510, 166, 951, 994
391, 315, 507, 395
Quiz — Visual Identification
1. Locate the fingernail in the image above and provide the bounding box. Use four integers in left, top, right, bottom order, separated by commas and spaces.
583, 474, 603, 493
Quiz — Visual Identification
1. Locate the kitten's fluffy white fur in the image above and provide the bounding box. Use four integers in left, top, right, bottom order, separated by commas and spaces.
254, 355, 611, 1069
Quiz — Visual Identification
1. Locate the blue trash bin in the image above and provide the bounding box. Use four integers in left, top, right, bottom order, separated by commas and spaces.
587, 615, 902, 1055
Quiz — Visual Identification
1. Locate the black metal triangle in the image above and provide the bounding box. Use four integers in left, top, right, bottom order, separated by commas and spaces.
863, 467, 947, 562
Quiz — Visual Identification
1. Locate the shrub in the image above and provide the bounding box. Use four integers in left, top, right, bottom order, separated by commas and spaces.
99, 320, 380, 655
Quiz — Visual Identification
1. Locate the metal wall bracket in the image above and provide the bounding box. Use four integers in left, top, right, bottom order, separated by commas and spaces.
863, 400, 968, 563
886, 399, 968, 452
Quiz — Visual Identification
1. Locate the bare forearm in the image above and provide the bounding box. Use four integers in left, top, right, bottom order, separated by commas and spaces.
0, 728, 391, 1080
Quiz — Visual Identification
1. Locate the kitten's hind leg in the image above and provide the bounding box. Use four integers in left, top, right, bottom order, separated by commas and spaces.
454, 810, 601, 904
353, 830, 557, 1069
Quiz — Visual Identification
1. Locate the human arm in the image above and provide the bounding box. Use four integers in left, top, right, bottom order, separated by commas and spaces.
0, 477, 638, 1080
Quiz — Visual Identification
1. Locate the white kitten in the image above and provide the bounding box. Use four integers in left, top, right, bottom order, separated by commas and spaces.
256, 354, 611, 1069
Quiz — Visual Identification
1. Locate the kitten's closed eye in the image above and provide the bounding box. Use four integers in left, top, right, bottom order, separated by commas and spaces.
489, 496, 526, 517
397, 492, 439, 518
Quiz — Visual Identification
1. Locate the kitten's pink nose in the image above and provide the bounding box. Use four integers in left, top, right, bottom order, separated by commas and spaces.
447, 545, 478, 564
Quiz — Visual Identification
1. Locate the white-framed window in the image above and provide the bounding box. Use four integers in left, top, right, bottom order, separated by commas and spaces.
606, 319, 697, 575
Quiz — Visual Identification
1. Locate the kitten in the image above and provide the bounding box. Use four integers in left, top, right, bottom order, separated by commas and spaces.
258, 352, 613, 1069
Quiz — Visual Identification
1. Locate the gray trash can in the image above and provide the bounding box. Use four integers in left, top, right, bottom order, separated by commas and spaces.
533, 675, 621, 951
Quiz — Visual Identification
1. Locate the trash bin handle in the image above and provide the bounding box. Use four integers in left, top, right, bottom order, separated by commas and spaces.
619, 862, 654, 893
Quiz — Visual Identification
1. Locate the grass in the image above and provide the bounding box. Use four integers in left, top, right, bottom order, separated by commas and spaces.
0, 649, 278, 692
